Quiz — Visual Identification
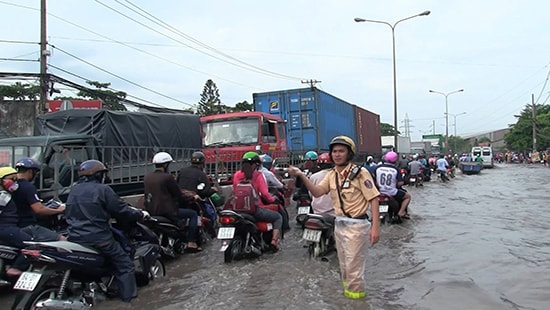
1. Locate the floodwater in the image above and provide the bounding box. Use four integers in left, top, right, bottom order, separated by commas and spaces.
2, 163, 549, 309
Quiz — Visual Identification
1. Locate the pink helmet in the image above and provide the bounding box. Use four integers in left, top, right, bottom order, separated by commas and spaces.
385, 151, 398, 163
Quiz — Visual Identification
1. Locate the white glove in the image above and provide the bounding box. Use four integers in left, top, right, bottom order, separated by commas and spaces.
141, 210, 151, 219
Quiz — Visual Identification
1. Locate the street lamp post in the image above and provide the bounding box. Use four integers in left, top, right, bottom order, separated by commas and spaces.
449, 112, 466, 152
428, 89, 464, 154
355, 10, 430, 152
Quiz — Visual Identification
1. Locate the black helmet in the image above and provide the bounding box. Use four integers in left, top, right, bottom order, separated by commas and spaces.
78, 160, 108, 177
15, 157, 41, 171
191, 151, 206, 164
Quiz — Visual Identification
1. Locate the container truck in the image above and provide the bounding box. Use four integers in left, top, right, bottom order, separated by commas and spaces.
253, 87, 381, 157
381, 136, 411, 154
410, 141, 432, 156
422, 134, 444, 155
0, 109, 202, 202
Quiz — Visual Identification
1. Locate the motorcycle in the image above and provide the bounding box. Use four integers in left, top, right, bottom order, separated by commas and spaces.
293, 193, 313, 228
143, 215, 188, 258
11, 219, 164, 310
377, 195, 401, 224
438, 169, 450, 182
217, 204, 279, 263
301, 213, 335, 261
400, 168, 409, 185
409, 170, 424, 187
0, 243, 20, 288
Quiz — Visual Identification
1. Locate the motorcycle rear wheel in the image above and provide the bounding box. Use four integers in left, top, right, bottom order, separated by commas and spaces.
12, 286, 61, 310
224, 238, 242, 263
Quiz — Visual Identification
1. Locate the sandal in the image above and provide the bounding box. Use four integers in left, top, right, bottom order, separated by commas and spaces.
402, 214, 411, 220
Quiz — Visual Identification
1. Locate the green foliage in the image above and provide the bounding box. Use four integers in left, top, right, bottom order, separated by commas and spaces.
380, 123, 400, 136
76, 81, 127, 111
504, 104, 550, 151
0, 82, 41, 101
448, 135, 469, 153
197, 79, 222, 116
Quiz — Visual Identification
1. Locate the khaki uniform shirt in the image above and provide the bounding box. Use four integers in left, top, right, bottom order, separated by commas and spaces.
317, 163, 380, 218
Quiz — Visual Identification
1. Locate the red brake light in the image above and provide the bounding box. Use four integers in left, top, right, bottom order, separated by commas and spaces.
304, 219, 322, 230
22, 249, 41, 258
219, 216, 235, 225
298, 198, 310, 206
378, 196, 387, 202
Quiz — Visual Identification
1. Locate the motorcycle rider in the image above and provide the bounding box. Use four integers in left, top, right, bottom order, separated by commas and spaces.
13, 158, 65, 241
176, 151, 217, 200
258, 154, 290, 231
293, 151, 320, 200
288, 136, 380, 299
309, 153, 335, 217
65, 160, 148, 303
436, 154, 450, 179
0, 167, 33, 277
144, 152, 201, 252
374, 151, 411, 219
232, 152, 282, 250
408, 155, 426, 186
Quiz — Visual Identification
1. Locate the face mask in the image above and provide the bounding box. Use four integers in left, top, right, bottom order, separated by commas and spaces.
2, 179, 19, 192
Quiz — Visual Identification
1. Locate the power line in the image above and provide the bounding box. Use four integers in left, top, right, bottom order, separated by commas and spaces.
113, 0, 306, 81
50, 45, 194, 107
0, 39, 39, 45
0, 58, 38, 62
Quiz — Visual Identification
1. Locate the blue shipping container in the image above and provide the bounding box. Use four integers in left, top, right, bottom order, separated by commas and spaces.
253, 88, 356, 154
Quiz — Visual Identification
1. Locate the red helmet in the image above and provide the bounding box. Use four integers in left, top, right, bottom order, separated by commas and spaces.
317, 152, 332, 164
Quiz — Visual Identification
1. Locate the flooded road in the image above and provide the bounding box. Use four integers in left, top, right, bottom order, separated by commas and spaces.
2, 164, 549, 309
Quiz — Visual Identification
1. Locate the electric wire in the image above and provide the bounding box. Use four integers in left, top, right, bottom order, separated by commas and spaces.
50, 45, 194, 107
116, 0, 305, 80
95, 0, 305, 81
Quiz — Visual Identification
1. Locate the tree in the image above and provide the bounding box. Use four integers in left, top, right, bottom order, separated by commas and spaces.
0, 82, 41, 101
77, 81, 127, 111
380, 123, 400, 136
504, 104, 550, 151
197, 79, 222, 116
230, 100, 253, 112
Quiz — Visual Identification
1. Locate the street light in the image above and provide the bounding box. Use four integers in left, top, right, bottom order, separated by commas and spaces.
428, 89, 464, 154
354, 10, 430, 152
449, 112, 466, 152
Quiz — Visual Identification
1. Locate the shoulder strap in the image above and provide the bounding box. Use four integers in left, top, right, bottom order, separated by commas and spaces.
334, 168, 353, 218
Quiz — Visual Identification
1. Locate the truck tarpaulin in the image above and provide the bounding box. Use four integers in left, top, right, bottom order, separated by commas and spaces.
34, 109, 202, 150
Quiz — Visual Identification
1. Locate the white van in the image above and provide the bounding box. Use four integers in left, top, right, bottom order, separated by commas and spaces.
471, 146, 493, 168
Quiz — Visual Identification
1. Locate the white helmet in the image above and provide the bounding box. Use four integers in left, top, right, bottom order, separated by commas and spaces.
152, 152, 173, 164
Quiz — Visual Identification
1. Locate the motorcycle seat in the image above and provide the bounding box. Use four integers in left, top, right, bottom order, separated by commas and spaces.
23, 240, 99, 255
306, 213, 335, 225
241, 213, 256, 223
152, 215, 178, 225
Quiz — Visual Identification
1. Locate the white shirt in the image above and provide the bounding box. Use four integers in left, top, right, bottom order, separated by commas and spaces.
309, 169, 335, 216
374, 164, 399, 196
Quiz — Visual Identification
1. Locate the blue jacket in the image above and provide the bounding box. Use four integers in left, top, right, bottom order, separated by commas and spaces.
66, 178, 142, 244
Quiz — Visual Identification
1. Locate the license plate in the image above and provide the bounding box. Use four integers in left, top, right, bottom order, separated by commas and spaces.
409, 178, 416, 182
302, 229, 322, 242
297, 206, 310, 215
379, 204, 389, 213
13, 272, 42, 291
217, 227, 235, 239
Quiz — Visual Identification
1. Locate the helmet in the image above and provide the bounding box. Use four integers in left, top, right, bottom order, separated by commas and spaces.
385, 151, 398, 163
304, 151, 318, 161
329, 136, 356, 161
0, 167, 17, 179
152, 152, 173, 164
242, 151, 260, 163
412, 154, 418, 160
15, 158, 41, 171
78, 160, 108, 177
191, 151, 206, 164
366, 156, 374, 162
317, 152, 332, 164
259, 154, 272, 164
259, 154, 273, 169
402, 154, 406, 159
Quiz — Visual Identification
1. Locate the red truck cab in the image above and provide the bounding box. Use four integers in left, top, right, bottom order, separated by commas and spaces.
201, 112, 287, 183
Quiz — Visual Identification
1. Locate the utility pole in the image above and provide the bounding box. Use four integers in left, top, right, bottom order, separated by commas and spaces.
39, 0, 49, 114
432, 120, 436, 134
300, 79, 321, 89
532, 94, 536, 152
401, 113, 413, 137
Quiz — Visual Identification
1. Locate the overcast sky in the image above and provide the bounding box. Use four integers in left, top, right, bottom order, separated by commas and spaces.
1, 0, 549, 141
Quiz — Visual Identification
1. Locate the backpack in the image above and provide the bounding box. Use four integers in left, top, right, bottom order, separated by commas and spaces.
225, 179, 259, 214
